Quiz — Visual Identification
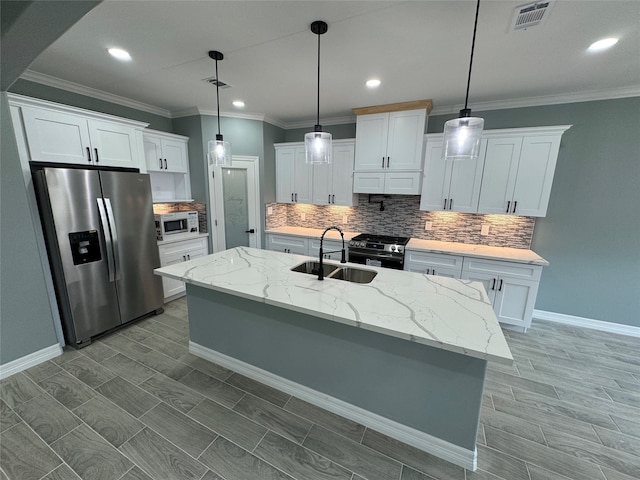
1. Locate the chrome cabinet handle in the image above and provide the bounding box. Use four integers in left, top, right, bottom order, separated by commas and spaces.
506, 201, 511, 213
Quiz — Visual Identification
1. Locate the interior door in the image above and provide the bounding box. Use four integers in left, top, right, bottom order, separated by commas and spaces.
210, 156, 261, 252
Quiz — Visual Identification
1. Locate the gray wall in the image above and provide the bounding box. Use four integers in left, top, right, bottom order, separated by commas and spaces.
428, 98, 640, 327
284, 123, 356, 142
9, 79, 173, 132
1, 93, 59, 364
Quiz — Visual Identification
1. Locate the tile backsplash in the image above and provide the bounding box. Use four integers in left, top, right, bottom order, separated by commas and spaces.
266, 195, 535, 249
153, 201, 208, 233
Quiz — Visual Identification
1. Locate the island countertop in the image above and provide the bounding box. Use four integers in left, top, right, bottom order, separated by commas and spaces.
155, 247, 513, 365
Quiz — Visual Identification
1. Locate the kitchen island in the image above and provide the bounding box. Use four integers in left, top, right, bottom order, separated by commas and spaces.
155, 247, 513, 470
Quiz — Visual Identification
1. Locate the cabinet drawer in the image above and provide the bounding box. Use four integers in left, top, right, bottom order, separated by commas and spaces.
309, 239, 347, 261
405, 251, 464, 269
158, 237, 208, 258
462, 258, 542, 281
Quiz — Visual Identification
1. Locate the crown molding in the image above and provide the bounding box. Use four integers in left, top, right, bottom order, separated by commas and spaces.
19, 70, 172, 118
430, 85, 640, 116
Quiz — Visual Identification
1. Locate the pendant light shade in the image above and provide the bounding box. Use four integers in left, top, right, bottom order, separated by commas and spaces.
442, 0, 484, 161
208, 50, 232, 167
305, 20, 332, 165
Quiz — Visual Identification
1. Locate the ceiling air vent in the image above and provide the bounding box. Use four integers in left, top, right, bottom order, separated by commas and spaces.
202, 76, 230, 88
510, 1, 554, 31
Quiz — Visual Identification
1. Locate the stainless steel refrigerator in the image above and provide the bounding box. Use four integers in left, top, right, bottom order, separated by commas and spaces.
33, 166, 163, 347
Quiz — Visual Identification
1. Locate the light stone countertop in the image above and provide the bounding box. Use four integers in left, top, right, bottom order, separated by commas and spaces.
406, 239, 549, 266
265, 226, 361, 241
155, 246, 513, 365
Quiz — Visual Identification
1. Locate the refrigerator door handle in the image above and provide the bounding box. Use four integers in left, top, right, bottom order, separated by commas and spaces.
104, 198, 121, 280
97, 198, 116, 282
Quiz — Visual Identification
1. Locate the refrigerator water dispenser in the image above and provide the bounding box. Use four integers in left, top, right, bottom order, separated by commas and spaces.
69, 231, 101, 265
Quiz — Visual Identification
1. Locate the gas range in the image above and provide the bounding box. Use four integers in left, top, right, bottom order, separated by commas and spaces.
348, 234, 410, 270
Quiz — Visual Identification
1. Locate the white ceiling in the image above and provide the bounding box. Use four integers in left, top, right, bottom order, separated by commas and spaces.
24, 0, 640, 127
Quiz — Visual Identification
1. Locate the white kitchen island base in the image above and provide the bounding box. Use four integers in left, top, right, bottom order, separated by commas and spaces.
186, 284, 486, 470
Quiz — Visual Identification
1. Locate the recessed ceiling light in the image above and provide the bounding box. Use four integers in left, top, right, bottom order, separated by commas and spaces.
107, 48, 132, 61
366, 79, 381, 88
587, 37, 619, 52
232, 100, 245, 108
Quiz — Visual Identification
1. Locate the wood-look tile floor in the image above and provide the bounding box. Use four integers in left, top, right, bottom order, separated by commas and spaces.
1, 298, 639, 480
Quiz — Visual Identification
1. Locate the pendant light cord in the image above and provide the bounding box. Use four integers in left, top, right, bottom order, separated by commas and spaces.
316, 30, 321, 127
215, 57, 221, 137
464, 0, 481, 111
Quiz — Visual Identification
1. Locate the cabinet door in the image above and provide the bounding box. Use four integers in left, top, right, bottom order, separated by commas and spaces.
384, 172, 421, 194
293, 147, 313, 204
144, 135, 164, 171
162, 138, 188, 173
493, 276, 539, 329
266, 234, 309, 255
160, 254, 187, 299
386, 109, 426, 170
21, 107, 93, 165
419, 138, 452, 211
312, 161, 332, 205
510, 135, 561, 217
330, 142, 357, 206
87, 119, 138, 168
353, 172, 385, 194
309, 239, 345, 261
477, 137, 523, 214
354, 113, 388, 171
447, 139, 486, 213
275, 147, 295, 203
460, 270, 497, 305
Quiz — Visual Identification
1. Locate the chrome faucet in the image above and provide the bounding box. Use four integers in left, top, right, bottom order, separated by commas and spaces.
318, 226, 347, 280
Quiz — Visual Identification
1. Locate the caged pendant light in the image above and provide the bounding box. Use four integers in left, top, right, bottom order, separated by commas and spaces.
442, 0, 484, 161
208, 50, 232, 167
304, 20, 332, 165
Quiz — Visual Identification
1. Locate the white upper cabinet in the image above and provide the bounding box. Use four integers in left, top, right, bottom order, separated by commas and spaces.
312, 140, 358, 206
144, 131, 188, 173
354, 108, 426, 172
275, 144, 313, 204
419, 134, 486, 213
15, 97, 146, 169
477, 127, 568, 217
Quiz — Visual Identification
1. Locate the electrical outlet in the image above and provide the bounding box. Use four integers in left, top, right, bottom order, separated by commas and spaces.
481, 224, 490, 236
301, 212, 306, 221
424, 221, 433, 231
267, 206, 273, 215
342, 215, 348, 224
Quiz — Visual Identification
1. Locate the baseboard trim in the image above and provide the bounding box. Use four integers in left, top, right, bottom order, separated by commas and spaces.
190, 341, 477, 471
0, 344, 62, 380
533, 310, 640, 338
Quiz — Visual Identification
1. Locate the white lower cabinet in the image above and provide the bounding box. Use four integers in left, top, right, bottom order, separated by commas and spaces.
461, 258, 542, 331
309, 239, 347, 261
404, 250, 464, 278
158, 237, 208, 300
266, 234, 309, 255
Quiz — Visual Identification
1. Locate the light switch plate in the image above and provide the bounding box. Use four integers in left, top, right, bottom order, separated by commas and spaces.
267, 206, 273, 215
424, 221, 433, 231
342, 215, 348, 223
301, 213, 306, 221
481, 224, 490, 236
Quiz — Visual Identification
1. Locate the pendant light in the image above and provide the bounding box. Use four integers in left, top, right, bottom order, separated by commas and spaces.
442, 0, 484, 161
305, 20, 332, 165
208, 50, 232, 167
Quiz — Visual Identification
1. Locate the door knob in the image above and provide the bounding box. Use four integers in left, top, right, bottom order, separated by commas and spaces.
245, 229, 255, 233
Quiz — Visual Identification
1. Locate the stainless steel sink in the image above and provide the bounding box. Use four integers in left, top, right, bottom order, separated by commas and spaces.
290, 262, 377, 284
290, 261, 340, 277
327, 267, 377, 284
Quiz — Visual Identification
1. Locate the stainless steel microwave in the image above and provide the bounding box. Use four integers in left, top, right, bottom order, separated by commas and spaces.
154, 211, 199, 241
